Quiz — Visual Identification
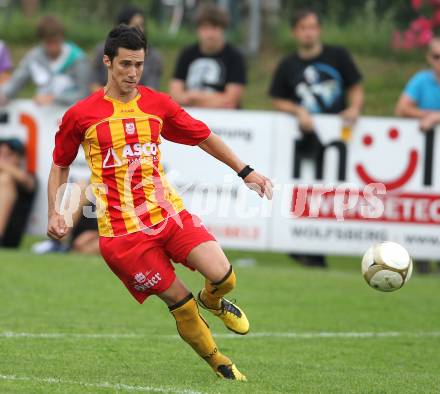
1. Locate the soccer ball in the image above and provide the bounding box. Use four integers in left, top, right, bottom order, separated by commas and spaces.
362, 241, 413, 292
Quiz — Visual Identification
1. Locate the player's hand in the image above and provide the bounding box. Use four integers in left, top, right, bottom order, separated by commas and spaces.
297, 107, 315, 133
243, 171, 273, 200
34, 94, 54, 106
47, 212, 68, 240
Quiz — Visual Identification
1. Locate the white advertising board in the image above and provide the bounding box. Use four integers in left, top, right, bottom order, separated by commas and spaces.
0, 101, 438, 258
161, 109, 274, 250
270, 115, 440, 259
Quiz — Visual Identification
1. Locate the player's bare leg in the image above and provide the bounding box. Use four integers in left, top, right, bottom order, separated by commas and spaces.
186, 241, 250, 335
0, 172, 18, 239
158, 276, 246, 381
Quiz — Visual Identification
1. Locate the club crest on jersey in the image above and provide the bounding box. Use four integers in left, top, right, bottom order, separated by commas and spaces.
125, 122, 135, 135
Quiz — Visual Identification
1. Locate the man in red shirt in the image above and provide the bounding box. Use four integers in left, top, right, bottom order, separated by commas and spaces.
47, 25, 272, 381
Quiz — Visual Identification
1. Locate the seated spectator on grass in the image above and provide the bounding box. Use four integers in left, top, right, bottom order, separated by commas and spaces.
0, 40, 12, 85
68, 206, 99, 255
0, 15, 89, 106
0, 138, 36, 248
395, 36, 440, 274
269, 8, 364, 268
170, 4, 246, 108
89, 6, 162, 92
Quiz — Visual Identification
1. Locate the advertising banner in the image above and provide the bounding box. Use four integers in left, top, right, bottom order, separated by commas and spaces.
270, 115, 440, 259
0, 101, 438, 258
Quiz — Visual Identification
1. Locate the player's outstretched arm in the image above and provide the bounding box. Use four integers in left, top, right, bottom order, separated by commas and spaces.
198, 133, 273, 200
47, 163, 70, 240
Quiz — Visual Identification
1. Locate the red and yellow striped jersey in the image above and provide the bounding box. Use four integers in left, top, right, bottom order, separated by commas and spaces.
53, 86, 211, 237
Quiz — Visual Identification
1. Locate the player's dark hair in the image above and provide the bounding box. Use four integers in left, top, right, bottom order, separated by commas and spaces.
291, 8, 321, 28
117, 5, 144, 25
104, 24, 147, 62
195, 4, 229, 29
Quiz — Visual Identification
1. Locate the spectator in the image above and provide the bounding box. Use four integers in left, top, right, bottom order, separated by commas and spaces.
0, 40, 12, 85
395, 37, 440, 132
269, 8, 364, 268
0, 15, 89, 106
269, 8, 363, 131
0, 138, 36, 248
395, 36, 440, 274
90, 6, 162, 92
170, 4, 246, 108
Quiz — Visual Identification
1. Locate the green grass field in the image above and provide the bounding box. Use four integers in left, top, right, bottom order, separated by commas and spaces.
0, 246, 439, 394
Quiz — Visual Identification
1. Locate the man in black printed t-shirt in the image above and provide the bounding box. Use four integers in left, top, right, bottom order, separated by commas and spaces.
170, 4, 246, 109
269, 8, 364, 268
270, 8, 363, 131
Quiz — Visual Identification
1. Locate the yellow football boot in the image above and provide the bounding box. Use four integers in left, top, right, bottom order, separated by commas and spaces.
216, 364, 247, 381
197, 291, 250, 335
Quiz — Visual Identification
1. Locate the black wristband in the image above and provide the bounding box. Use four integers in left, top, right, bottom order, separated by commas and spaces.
237, 165, 254, 179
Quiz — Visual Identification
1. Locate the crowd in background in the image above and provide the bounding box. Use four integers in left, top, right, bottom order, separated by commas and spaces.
0, 4, 439, 274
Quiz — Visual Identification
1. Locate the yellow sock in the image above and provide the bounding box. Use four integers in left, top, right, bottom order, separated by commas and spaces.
200, 266, 236, 309
169, 294, 231, 370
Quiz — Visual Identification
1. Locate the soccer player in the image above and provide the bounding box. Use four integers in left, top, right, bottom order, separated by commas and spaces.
47, 25, 272, 380
90, 6, 162, 92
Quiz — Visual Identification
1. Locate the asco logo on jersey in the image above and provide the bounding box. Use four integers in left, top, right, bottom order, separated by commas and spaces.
103, 142, 159, 169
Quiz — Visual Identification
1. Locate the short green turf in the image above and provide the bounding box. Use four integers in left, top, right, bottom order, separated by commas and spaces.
0, 247, 439, 394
